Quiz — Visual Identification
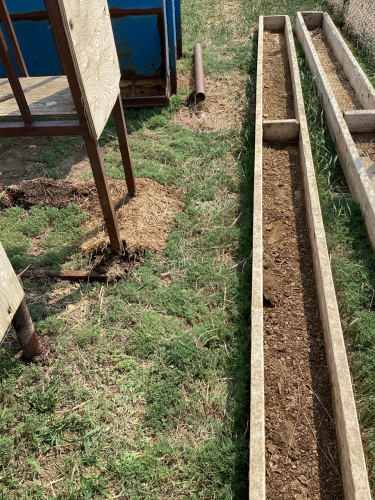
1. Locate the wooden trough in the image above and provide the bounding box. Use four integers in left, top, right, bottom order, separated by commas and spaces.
296, 11, 375, 251
250, 15, 371, 500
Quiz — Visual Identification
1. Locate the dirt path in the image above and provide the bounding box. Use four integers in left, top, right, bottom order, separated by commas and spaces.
310, 28, 362, 111
263, 144, 344, 499
263, 31, 295, 120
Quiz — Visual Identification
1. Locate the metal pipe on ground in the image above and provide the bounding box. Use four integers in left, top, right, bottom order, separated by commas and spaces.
189, 43, 205, 103
11, 278, 42, 360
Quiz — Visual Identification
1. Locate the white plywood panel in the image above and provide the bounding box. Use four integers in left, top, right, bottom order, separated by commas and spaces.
58, 0, 121, 140
0, 242, 24, 341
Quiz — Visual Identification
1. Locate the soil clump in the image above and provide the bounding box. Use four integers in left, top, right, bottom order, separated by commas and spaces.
263, 30, 295, 120
263, 144, 343, 499
2, 177, 185, 276
310, 28, 362, 111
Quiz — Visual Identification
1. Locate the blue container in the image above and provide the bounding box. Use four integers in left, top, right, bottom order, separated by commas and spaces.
0, 0, 181, 106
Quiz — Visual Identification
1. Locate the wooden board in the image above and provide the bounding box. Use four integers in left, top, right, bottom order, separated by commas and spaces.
0, 76, 76, 118
300, 11, 323, 30
263, 15, 284, 31
0, 242, 24, 342
263, 119, 299, 142
249, 14, 265, 500
322, 13, 375, 110
344, 110, 375, 133
58, 0, 121, 141
297, 13, 372, 499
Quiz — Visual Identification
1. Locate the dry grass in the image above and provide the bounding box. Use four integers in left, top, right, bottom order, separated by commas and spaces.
172, 71, 247, 131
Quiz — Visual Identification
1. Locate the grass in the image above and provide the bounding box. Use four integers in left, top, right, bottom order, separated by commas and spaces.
1, 0, 375, 498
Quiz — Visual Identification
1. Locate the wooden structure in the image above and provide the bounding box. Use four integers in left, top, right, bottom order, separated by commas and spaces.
0, 243, 24, 341
250, 15, 371, 500
0, 0, 136, 254
297, 12, 375, 252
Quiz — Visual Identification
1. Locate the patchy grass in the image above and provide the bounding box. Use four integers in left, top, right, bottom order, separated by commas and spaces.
3, 0, 375, 498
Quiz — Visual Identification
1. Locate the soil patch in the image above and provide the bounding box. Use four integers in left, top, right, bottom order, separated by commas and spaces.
310, 28, 362, 111
352, 133, 375, 189
263, 144, 343, 499
172, 71, 246, 131
263, 31, 295, 120
4, 177, 185, 256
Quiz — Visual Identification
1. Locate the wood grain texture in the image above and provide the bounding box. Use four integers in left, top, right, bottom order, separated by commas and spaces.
0, 242, 24, 342
301, 11, 323, 30
344, 110, 375, 133
249, 14, 265, 500
263, 119, 299, 142
57, 0, 121, 140
0, 76, 76, 117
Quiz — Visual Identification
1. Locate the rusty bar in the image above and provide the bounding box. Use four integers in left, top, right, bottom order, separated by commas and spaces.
22, 269, 109, 282
45, 0, 123, 254
0, 0, 28, 77
43, 0, 66, 75
189, 43, 205, 104
84, 137, 124, 254
11, 279, 42, 360
112, 94, 136, 197
0, 26, 33, 124
131, 76, 136, 98
0, 120, 89, 137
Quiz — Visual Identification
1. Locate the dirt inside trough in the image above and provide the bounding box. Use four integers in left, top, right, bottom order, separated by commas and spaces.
2, 177, 185, 277
263, 31, 295, 120
263, 144, 343, 499
352, 134, 375, 189
309, 28, 362, 111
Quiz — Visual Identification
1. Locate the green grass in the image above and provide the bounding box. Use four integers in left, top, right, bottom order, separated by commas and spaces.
1, 0, 375, 498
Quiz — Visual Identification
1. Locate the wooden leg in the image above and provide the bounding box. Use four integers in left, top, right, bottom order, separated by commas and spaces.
84, 136, 124, 254
112, 94, 136, 196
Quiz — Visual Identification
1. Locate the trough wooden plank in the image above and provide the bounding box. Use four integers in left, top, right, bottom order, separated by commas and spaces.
323, 13, 375, 110
297, 12, 372, 499
301, 11, 323, 30
0, 242, 24, 342
344, 110, 375, 133
263, 119, 299, 142
57, 0, 121, 140
263, 15, 284, 31
249, 14, 265, 500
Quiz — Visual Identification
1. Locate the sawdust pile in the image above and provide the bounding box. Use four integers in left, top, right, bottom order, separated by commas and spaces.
6, 178, 185, 255
172, 71, 246, 131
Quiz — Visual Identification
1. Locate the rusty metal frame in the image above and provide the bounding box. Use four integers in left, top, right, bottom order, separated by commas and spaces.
0, 0, 28, 76
0, 0, 137, 255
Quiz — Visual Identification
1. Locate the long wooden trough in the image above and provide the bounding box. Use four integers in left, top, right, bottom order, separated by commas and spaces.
250, 15, 371, 500
296, 11, 375, 251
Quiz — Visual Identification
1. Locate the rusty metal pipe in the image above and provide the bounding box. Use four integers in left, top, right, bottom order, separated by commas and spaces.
11, 279, 42, 360
189, 44, 205, 104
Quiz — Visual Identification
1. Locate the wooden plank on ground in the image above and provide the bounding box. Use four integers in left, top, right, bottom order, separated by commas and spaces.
57, 0, 121, 140
0, 242, 24, 342
263, 119, 299, 142
0, 76, 76, 117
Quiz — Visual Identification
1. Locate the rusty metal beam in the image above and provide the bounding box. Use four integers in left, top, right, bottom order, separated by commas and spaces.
0, 26, 33, 124
112, 94, 136, 197
0, 120, 89, 137
11, 279, 42, 360
0, 0, 28, 77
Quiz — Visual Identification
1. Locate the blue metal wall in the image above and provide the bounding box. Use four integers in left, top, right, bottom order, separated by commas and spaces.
0, 0, 180, 83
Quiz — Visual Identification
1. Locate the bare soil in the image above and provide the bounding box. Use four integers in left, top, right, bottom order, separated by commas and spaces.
263, 31, 295, 120
352, 134, 375, 189
3, 176, 185, 255
309, 28, 362, 111
263, 144, 344, 500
